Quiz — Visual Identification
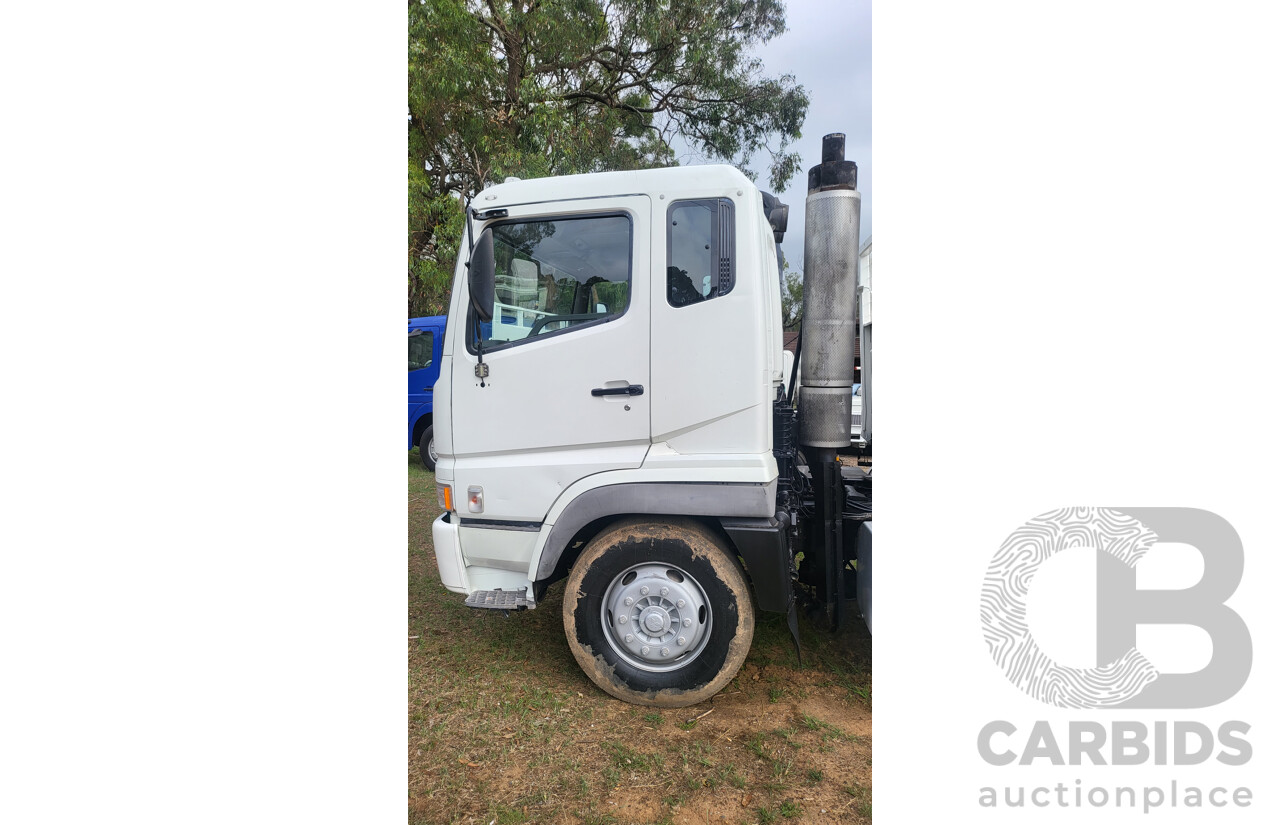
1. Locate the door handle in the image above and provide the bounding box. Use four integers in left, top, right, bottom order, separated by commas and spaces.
591, 384, 644, 397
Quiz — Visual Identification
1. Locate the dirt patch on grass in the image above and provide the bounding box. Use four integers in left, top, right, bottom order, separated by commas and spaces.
409, 455, 871, 824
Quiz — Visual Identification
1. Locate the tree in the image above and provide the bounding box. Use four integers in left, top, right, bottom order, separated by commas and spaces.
780, 268, 803, 331
408, 0, 809, 317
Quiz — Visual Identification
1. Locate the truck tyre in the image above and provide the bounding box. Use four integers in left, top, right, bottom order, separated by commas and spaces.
562, 518, 754, 707
419, 425, 437, 472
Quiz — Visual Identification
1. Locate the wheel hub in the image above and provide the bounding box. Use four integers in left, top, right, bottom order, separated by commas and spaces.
602, 562, 710, 672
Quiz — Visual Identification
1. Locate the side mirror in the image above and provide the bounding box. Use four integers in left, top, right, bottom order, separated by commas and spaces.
760, 191, 789, 243
468, 229, 495, 322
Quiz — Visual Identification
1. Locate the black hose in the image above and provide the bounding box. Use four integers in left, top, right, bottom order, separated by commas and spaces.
787, 328, 802, 407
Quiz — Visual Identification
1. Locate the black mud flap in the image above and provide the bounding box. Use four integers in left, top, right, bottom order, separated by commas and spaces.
721, 512, 803, 665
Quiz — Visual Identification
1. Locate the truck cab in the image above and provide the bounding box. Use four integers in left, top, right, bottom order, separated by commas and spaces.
430, 141, 868, 707
408, 315, 447, 470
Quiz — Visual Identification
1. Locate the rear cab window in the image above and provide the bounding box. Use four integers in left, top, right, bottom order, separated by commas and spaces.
667, 198, 735, 307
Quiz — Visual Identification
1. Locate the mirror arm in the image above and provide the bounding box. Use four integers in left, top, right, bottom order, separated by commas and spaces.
462, 197, 482, 384
464, 197, 475, 254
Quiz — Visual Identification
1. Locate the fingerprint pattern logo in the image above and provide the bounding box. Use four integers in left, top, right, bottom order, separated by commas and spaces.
980, 507, 1161, 708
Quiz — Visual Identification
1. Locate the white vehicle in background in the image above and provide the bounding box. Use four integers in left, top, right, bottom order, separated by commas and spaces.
851, 384, 865, 448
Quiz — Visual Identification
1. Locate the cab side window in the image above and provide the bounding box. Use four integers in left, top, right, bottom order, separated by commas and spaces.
475, 214, 632, 349
667, 198, 735, 307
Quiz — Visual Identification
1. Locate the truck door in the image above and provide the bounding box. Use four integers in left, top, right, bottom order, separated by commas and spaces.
450, 197, 651, 523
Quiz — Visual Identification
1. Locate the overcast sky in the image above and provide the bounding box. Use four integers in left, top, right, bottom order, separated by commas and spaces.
670, 0, 871, 271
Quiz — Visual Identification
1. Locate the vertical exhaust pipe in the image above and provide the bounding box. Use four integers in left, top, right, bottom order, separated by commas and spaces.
797, 132, 862, 631
799, 133, 861, 460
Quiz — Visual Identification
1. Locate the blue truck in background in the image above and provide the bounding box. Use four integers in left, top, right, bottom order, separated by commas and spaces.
408, 315, 447, 471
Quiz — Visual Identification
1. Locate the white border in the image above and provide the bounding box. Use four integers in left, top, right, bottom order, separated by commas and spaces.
876, 1, 1280, 821
1, 3, 404, 821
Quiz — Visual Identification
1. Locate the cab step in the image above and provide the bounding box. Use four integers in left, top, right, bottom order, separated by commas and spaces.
464, 588, 532, 610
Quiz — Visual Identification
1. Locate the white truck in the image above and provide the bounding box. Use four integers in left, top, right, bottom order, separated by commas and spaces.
431, 133, 871, 707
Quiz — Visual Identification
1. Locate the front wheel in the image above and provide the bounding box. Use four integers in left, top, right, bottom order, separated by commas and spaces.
562, 518, 754, 707
418, 425, 437, 472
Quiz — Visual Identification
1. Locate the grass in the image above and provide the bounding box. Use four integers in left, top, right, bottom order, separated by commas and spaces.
845, 783, 873, 818
604, 742, 663, 772
408, 448, 872, 824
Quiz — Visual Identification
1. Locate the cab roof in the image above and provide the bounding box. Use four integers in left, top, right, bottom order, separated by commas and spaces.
473, 164, 758, 209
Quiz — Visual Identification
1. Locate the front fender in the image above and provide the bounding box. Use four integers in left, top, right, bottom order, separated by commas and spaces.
530, 480, 777, 583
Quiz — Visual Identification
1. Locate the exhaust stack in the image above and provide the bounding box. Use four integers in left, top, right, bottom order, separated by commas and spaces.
798, 133, 861, 456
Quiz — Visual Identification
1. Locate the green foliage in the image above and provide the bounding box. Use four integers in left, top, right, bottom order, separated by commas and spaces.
780, 268, 804, 331
407, 177, 461, 318
408, 0, 809, 317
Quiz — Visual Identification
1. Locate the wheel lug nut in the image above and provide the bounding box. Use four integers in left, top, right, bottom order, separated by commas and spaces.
624, 597, 633, 606
676, 599, 685, 608
641, 646, 650, 655
625, 634, 634, 643
677, 636, 686, 646
618, 615, 627, 624
661, 647, 670, 656
640, 586, 649, 595
660, 587, 669, 596
682, 618, 692, 627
